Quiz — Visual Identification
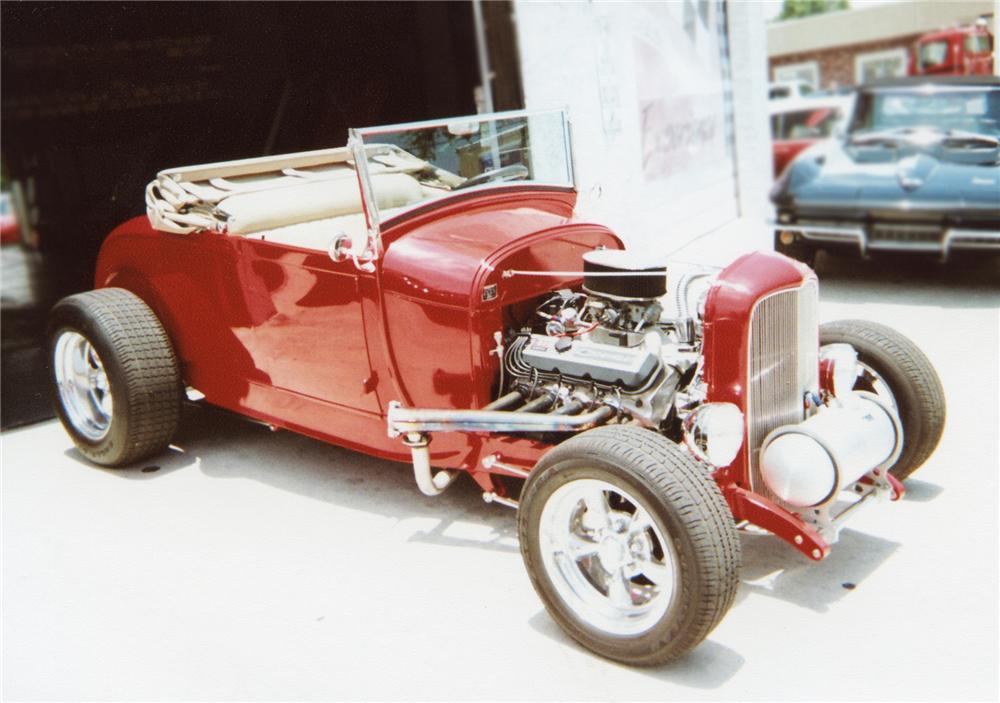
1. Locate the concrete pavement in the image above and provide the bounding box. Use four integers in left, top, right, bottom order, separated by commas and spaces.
2, 250, 998, 701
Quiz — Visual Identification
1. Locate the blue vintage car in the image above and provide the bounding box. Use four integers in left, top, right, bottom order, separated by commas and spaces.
770, 76, 1000, 264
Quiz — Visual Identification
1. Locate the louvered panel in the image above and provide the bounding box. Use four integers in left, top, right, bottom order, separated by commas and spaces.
746, 281, 818, 500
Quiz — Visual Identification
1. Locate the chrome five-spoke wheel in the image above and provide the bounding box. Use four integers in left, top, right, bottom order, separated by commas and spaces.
519, 425, 741, 666
539, 478, 677, 636
54, 330, 114, 441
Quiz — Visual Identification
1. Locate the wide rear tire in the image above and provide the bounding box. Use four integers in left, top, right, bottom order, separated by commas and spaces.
48, 288, 182, 467
518, 425, 741, 666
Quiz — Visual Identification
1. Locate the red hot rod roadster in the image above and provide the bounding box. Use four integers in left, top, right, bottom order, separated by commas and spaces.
48, 110, 945, 666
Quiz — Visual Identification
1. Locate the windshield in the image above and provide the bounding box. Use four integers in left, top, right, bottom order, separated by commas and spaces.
349, 109, 573, 237
775, 106, 842, 139
850, 86, 1000, 138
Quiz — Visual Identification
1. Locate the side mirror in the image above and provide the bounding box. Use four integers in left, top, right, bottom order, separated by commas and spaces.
328, 231, 375, 273
328, 233, 353, 263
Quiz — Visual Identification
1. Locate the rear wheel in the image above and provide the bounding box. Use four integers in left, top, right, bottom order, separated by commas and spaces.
518, 425, 741, 666
48, 288, 182, 467
820, 319, 945, 480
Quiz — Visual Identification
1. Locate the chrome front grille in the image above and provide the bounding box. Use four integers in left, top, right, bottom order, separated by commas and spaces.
870, 223, 943, 244
746, 281, 818, 499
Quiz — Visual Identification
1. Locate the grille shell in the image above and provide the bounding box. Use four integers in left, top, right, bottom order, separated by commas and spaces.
746, 281, 819, 500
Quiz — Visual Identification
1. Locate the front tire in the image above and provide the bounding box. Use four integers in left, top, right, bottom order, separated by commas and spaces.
820, 320, 945, 480
48, 288, 182, 467
518, 425, 741, 666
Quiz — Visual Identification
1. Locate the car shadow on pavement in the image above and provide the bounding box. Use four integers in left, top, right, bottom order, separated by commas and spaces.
897, 478, 944, 502
815, 251, 1000, 309
61, 443, 198, 479
525, 609, 745, 687
165, 404, 522, 553
736, 527, 899, 613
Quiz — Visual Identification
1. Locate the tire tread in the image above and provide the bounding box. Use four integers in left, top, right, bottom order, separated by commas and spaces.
519, 425, 741, 666
820, 319, 945, 479
50, 288, 181, 466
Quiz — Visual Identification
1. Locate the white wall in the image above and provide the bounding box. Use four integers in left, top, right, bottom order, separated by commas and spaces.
726, 0, 773, 225
514, 1, 756, 257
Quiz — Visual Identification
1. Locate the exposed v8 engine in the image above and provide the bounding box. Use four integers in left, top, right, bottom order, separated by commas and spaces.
501, 250, 701, 429
516, 334, 659, 389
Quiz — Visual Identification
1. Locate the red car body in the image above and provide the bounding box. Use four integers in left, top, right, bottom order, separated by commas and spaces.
770, 97, 851, 177
96, 188, 619, 487
95, 181, 857, 562
47, 110, 945, 664
1, 192, 21, 244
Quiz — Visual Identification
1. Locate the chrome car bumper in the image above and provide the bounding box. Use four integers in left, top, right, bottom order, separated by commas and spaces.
770, 221, 1000, 261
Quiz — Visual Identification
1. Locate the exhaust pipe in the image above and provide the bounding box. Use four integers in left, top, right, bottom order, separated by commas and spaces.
387, 401, 615, 436
402, 432, 459, 497
388, 399, 615, 498
516, 394, 555, 413
481, 390, 525, 411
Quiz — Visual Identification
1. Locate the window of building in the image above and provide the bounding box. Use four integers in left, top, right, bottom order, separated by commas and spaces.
773, 61, 819, 90
855, 48, 907, 84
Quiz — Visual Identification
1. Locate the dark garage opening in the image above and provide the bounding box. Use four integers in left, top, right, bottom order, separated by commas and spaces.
1, 1, 522, 429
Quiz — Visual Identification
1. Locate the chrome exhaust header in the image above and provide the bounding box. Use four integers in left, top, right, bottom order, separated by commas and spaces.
388, 398, 615, 498
386, 400, 615, 437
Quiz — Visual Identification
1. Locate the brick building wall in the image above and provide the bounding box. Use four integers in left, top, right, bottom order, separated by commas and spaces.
771, 34, 922, 89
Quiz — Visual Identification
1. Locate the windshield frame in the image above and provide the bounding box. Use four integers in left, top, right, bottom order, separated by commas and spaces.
348, 108, 574, 258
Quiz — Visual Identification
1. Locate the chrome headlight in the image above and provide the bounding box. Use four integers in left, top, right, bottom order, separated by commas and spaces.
820, 343, 859, 397
683, 402, 745, 467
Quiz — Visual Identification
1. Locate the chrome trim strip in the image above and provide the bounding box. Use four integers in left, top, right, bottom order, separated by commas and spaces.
772, 221, 1000, 261
770, 222, 866, 255
944, 228, 1000, 259
867, 241, 942, 252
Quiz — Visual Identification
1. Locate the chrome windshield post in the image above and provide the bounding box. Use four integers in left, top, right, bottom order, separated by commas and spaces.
348, 129, 381, 269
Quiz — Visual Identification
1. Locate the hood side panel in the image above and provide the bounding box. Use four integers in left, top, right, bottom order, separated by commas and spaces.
380, 198, 621, 409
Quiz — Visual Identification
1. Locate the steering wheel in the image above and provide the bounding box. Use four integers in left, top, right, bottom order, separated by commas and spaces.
454, 163, 530, 190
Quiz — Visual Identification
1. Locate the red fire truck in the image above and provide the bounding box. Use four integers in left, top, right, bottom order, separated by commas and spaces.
909, 19, 994, 76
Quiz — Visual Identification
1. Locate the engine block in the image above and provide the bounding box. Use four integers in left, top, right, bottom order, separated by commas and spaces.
519, 333, 659, 389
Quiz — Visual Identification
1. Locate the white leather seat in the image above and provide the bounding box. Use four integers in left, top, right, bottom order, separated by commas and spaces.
220, 172, 423, 236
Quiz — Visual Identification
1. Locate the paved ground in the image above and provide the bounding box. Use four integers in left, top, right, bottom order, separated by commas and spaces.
2, 240, 998, 701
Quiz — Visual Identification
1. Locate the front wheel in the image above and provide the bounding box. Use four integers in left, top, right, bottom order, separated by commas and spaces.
518, 425, 741, 666
820, 320, 945, 480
